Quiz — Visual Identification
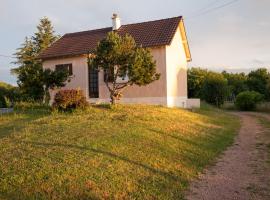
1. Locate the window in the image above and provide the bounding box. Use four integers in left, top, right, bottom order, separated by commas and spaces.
89, 67, 99, 98
55, 64, 73, 75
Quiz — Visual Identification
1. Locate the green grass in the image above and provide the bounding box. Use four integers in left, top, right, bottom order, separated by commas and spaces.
222, 101, 270, 113
258, 116, 270, 164
0, 104, 240, 199
256, 102, 270, 113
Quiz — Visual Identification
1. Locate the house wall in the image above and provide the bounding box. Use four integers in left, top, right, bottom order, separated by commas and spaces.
165, 25, 188, 108
96, 46, 168, 106
42, 55, 89, 101
42, 26, 188, 108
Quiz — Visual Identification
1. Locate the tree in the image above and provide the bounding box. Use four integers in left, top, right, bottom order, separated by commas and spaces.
246, 68, 270, 100
188, 68, 208, 98
222, 71, 248, 100
0, 82, 20, 107
12, 17, 59, 101
32, 17, 59, 53
201, 72, 228, 107
235, 91, 263, 111
89, 32, 160, 105
42, 69, 70, 104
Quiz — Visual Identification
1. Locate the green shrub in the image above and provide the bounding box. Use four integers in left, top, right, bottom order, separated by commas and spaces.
0, 82, 21, 107
235, 91, 264, 111
201, 72, 228, 107
52, 89, 88, 112
0, 96, 7, 108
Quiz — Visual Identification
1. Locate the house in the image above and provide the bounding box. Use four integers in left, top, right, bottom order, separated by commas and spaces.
39, 14, 200, 108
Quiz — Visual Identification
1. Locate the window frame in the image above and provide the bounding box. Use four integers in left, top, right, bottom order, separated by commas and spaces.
55, 63, 73, 76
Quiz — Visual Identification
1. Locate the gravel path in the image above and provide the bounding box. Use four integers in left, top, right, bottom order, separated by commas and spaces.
185, 112, 270, 200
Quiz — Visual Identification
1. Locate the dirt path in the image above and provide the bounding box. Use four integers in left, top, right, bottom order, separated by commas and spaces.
185, 112, 270, 200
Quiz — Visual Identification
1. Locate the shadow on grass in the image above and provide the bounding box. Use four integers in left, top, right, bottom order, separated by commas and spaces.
0, 110, 50, 139
0, 189, 100, 200
19, 140, 181, 183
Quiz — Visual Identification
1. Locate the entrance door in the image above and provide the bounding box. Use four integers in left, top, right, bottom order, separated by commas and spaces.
88, 67, 99, 98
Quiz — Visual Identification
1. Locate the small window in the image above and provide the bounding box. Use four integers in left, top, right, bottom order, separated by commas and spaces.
55, 64, 73, 75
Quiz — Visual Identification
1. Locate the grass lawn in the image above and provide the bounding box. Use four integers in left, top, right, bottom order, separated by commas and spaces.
258, 116, 270, 164
0, 104, 240, 200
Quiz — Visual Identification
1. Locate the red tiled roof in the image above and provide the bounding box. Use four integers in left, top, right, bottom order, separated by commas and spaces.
39, 16, 183, 60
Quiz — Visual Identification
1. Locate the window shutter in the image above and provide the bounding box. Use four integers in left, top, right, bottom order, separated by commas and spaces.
68, 64, 73, 75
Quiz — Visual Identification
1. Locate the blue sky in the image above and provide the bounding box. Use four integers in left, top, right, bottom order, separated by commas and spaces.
0, 0, 269, 85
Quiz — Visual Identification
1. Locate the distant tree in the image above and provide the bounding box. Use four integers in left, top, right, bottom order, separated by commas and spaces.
12, 17, 60, 101
0, 82, 20, 107
188, 68, 208, 98
222, 71, 248, 100
89, 32, 160, 105
201, 72, 228, 107
246, 68, 270, 100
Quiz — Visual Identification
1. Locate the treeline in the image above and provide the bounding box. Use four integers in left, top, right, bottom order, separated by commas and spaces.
188, 67, 270, 109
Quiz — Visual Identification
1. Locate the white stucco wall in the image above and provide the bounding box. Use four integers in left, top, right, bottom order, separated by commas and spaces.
42, 55, 89, 100
165, 25, 188, 108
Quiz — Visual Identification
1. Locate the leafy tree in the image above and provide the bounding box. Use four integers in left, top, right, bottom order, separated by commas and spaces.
188, 68, 208, 98
246, 68, 270, 100
89, 32, 160, 105
222, 71, 248, 100
201, 72, 228, 107
12, 17, 59, 101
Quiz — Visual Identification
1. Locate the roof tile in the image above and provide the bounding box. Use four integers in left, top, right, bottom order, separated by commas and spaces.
39, 16, 182, 60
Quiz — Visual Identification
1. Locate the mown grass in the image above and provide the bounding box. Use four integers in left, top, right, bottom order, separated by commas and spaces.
0, 104, 240, 199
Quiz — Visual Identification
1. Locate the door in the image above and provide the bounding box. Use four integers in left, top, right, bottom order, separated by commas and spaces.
88, 67, 99, 98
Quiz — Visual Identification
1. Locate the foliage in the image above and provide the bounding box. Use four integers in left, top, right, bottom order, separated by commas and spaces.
0, 105, 240, 199
42, 69, 70, 104
235, 91, 264, 111
89, 32, 160, 104
222, 71, 248, 100
246, 68, 270, 100
0, 82, 20, 108
188, 67, 270, 107
188, 68, 208, 98
12, 17, 60, 101
52, 89, 88, 112
201, 72, 228, 107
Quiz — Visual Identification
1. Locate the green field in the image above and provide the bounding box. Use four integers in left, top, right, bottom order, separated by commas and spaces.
0, 104, 240, 199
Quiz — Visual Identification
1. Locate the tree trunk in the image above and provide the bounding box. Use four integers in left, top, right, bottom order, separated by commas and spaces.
110, 93, 116, 105
44, 88, 50, 105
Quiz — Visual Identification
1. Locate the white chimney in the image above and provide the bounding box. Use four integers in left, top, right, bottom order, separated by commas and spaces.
112, 13, 121, 30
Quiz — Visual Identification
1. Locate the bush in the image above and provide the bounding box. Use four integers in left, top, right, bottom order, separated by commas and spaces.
0, 96, 7, 108
52, 89, 88, 112
235, 91, 264, 111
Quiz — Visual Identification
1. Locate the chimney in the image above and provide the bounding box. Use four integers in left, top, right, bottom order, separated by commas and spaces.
112, 13, 121, 30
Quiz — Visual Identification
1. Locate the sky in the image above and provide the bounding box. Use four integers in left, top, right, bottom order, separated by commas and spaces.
0, 0, 270, 85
